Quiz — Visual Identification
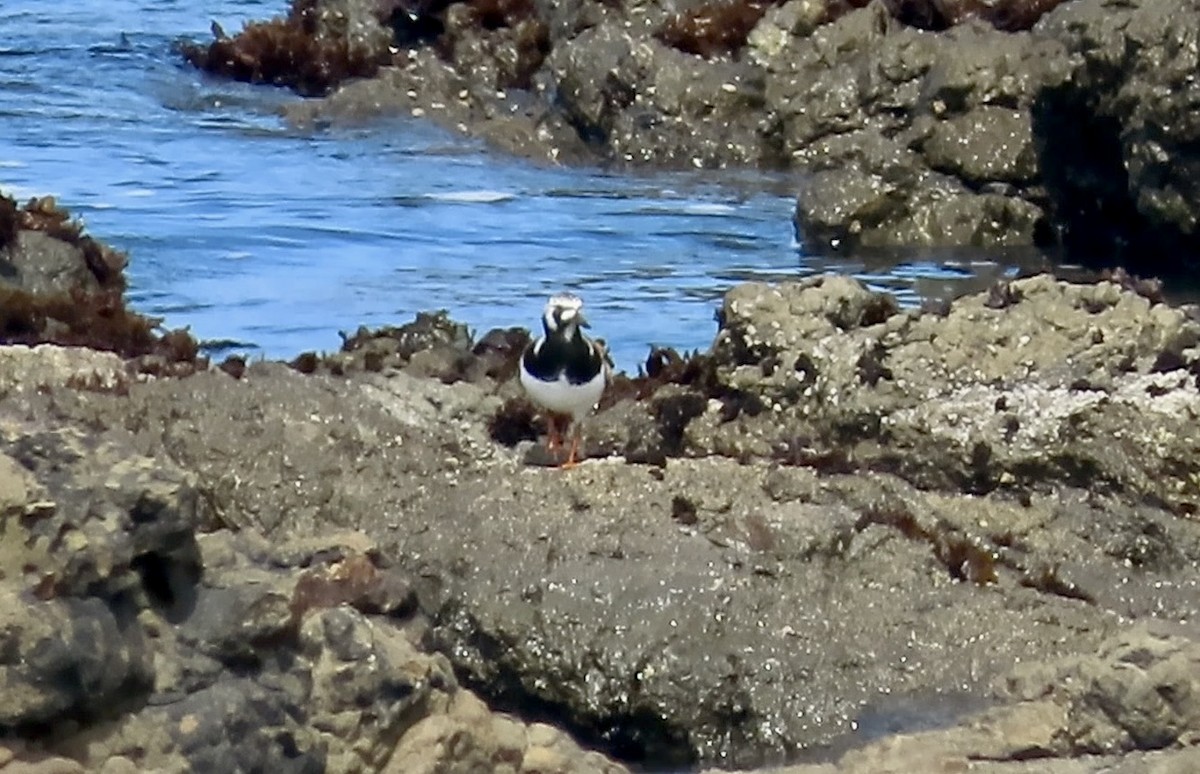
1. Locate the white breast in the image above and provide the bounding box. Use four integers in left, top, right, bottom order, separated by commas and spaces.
520, 365, 606, 421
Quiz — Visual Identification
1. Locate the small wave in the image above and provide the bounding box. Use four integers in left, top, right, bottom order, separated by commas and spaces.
679, 202, 736, 215
0, 184, 51, 200
426, 190, 515, 204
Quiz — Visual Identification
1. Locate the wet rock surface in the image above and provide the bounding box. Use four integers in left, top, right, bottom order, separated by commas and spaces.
719, 624, 1200, 772
4, 186, 1200, 771
4, 262, 1200, 770
189, 0, 1200, 266
0, 365, 632, 773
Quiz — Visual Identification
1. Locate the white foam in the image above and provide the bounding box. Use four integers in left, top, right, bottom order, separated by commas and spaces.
680, 202, 736, 215
427, 190, 514, 203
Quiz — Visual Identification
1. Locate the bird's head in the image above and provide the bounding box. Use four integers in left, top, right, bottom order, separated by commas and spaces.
542, 292, 589, 337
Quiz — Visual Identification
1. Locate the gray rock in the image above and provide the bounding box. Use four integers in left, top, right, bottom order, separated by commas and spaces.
304, 0, 394, 58
1034, 0, 1200, 262
0, 345, 129, 399
707, 627, 1200, 772
1008, 626, 1200, 754
0, 348, 630, 774
9, 273, 1200, 769
273, 0, 1200, 262
0, 592, 152, 728
706, 275, 1200, 507
921, 107, 1039, 184
0, 231, 101, 297
0, 424, 202, 616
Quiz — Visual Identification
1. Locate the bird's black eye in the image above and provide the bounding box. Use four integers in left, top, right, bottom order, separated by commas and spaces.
552, 308, 563, 326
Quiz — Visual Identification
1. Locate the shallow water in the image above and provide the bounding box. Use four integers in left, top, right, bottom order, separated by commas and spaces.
0, 0, 1040, 371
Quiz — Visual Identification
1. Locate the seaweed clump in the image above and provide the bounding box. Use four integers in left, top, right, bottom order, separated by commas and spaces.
1100, 267, 1165, 305
290, 311, 530, 383
655, 0, 777, 59
180, 0, 403, 96
290, 552, 416, 623
0, 193, 205, 378
603, 346, 721, 408
0, 285, 205, 380
857, 504, 999, 585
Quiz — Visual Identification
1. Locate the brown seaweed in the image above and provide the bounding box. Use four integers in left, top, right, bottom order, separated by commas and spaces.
180, 0, 401, 96
857, 504, 999, 585
655, 0, 776, 59
0, 193, 205, 378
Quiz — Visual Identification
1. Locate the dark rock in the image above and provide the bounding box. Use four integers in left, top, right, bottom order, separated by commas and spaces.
774, 4, 1066, 252
0, 195, 126, 291
1033, 0, 1200, 268
291, 310, 527, 384
191, 0, 1200, 264
2, 231, 104, 298
218, 355, 247, 379
0, 428, 202, 610
0, 427, 199, 732
0, 593, 153, 730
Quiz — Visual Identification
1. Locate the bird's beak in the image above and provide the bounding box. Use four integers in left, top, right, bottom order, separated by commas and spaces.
577, 313, 591, 329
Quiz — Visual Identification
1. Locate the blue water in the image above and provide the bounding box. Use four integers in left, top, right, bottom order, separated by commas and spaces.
0, 0, 1026, 371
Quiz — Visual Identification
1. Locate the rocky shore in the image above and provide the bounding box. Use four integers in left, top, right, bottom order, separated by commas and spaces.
4, 195, 1200, 772
182, 0, 1200, 268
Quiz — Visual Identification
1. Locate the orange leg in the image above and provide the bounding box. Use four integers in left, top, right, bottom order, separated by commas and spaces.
561, 423, 582, 469
546, 415, 562, 453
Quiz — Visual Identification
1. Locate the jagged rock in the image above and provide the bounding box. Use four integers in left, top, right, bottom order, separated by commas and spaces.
700, 274, 1200, 507
0, 345, 130, 399
8, 254, 1200, 770
188, 0, 1200, 264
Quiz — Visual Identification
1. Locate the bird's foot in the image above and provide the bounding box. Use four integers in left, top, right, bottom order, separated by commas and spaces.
559, 432, 582, 470
546, 416, 562, 453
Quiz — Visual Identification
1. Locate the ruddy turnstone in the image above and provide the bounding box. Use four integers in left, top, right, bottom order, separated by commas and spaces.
519, 292, 608, 468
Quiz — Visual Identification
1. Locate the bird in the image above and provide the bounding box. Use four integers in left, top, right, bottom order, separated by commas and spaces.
519, 293, 608, 468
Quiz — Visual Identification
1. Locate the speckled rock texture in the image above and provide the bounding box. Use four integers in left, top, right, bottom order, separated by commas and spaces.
5, 190, 1200, 774
698, 274, 1200, 510
0, 352, 629, 774
217, 0, 1200, 266
4, 270, 1200, 771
